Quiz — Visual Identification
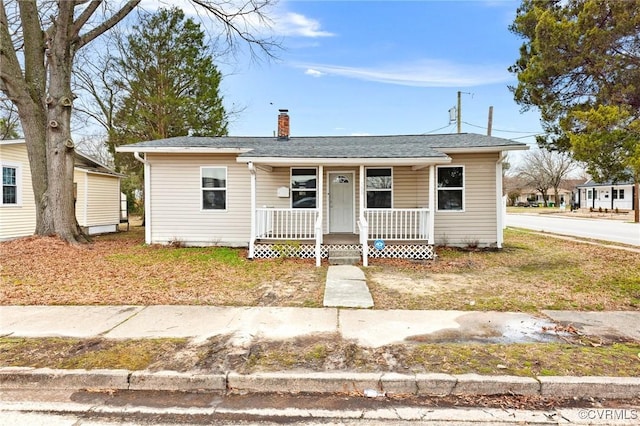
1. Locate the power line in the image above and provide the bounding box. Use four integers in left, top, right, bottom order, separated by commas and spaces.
462, 121, 542, 134
422, 123, 456, 135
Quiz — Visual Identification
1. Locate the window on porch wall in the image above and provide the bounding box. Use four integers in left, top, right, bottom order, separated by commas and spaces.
437, 166, 464, 211
291, 168, 317, 208
366, 167, 392, 208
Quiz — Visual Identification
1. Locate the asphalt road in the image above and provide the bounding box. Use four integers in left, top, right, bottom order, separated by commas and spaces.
2, 389, 639, 425
506, 213, 640, 246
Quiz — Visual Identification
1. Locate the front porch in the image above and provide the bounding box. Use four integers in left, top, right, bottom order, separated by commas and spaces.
250, 207, 435, 265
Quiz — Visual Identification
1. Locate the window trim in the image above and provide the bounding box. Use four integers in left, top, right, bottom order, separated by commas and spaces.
200, 166, 227, 211
290, 167, 318, 209
1, 162, 22, 207
365, 167, 393, 209
436, 165, 465, 212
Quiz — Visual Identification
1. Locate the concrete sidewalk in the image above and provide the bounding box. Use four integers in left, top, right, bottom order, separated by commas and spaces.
2, 305, 640, 400
2, 305, 640, 346
0, 305, 617, 346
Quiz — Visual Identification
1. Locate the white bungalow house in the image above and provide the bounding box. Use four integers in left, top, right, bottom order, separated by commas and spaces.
576, 179, 636, 211
1, 139, 123, 240
116, 111, 527, 266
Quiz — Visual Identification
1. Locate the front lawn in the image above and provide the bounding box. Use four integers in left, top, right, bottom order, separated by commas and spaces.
1, 225, 639, 311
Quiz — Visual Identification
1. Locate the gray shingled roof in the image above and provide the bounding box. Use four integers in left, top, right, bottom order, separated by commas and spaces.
117, 133, 525, 158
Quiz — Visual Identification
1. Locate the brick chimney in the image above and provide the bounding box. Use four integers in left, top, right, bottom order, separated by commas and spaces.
277, 109, 289, 140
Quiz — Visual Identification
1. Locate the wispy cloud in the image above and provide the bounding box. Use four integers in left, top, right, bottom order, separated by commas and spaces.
305, 69, 325, 77
139, 1, 333, 39
274, 12, 334, 38
295, 59, 512, 87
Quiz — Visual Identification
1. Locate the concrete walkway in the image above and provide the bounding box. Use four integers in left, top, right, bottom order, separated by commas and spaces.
323, 265, 373, 308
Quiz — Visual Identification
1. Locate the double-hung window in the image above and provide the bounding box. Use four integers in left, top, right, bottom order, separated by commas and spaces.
613, 189, 625, 199
366, 168, 392, 208
201, 167, 226, 210
2, 165, 18, 205
291, 168, 317, 208
437, 166, 464, 211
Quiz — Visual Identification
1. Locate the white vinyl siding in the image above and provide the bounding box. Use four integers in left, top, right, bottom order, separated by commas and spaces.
391, 166, 429, 209
75, 171, 121, 227
434, 153, 498, 247
146, 154, 251, 246
144, 153, 501, 247
0, 144, 35, 240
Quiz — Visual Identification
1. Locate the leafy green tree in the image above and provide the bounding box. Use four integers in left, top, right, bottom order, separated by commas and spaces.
509, 0, 640, 222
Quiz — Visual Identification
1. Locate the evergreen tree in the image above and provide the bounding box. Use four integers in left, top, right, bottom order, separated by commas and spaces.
112, 7, 228, 151
509, 0, 640, 222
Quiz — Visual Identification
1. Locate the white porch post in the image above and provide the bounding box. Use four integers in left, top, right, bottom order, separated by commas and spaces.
428, 165, 436, 245
248, 162, 256, 258
315, 165, 323, 266
359, 165, 368, 267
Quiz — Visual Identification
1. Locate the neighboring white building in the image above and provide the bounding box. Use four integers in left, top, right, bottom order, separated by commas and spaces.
576, 179, 635, 211
1, 140, 123, 240
117, 111, 528, 266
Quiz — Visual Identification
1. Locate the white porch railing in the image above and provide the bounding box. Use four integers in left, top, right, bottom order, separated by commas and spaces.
255, 208, 319, 240
363, 208, 430, 241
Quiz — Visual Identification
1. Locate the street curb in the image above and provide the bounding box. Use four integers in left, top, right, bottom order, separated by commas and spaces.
2, 367, 640, 399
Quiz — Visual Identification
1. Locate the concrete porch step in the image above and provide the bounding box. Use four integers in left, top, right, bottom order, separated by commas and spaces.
328, 249, 361, 265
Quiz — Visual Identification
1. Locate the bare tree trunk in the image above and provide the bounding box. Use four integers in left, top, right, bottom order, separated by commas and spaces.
46, 2, 86, 243
18, 101, 53, 235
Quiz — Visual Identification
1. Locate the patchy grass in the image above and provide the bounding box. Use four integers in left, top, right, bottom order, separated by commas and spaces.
2, 336, 639, 378
0, 337, 189, 371
367, 228, 640, 312
2, 226, 639, 310
0, 224, 324, 307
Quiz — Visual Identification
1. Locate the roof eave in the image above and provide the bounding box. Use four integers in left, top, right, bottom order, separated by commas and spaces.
236, 156, 452, 166
435, 145, 529, 154
115, 146, 252, 154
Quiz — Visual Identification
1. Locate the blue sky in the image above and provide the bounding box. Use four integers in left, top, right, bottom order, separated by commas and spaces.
207, 0, 544, 147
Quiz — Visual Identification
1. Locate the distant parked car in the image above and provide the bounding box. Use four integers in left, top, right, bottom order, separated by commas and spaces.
529, 201, 540, 207
516, 201, 530, 207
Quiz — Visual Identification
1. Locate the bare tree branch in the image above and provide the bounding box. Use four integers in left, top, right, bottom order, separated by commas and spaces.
77, 0, 141, 49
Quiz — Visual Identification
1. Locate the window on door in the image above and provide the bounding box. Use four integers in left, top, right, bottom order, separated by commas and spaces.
366, 168, 392, 208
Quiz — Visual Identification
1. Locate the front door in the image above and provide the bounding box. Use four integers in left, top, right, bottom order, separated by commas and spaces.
329, 172, 354, 233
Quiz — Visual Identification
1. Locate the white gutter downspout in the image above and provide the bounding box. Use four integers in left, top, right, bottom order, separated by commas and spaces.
496, 152, 508, 249
134, 152, 151, 245
248, 162, 256, 259
428, 165, 435, 246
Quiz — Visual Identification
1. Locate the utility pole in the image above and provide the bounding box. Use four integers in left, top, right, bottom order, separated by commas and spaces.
456, 91, 472, 133
487, 106, 494, 136
457, 91, 462, 133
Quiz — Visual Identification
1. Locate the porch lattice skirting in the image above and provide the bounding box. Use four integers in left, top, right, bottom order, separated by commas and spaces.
252, 243, 435, 261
